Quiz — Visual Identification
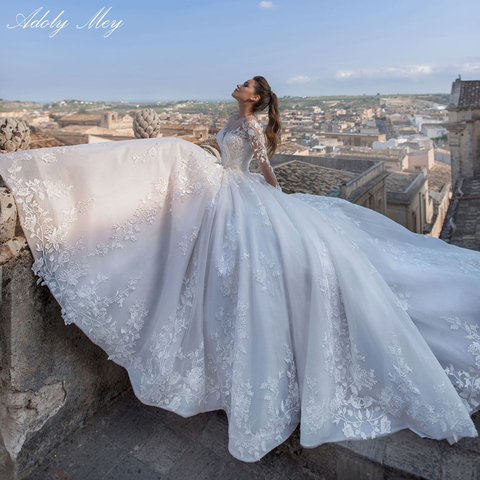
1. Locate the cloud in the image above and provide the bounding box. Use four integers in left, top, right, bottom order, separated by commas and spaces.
335, 64, 434, 80
333, 61, 480, 82
286, 75, 313, 85
258, 1, 277, 9
458, 62, 480, 73
336, 71, 354, 79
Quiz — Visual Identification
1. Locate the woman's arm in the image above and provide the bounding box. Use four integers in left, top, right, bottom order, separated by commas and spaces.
244, 117, 282, 192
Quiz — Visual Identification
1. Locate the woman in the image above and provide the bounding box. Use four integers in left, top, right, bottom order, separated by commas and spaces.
1, 76, 480, 463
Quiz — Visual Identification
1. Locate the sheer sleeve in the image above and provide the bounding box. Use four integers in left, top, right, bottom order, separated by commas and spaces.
244, 117, 282, 192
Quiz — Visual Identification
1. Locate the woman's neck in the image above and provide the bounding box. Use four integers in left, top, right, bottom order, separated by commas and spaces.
237, 104, 254, 119
237, 111, 254, 119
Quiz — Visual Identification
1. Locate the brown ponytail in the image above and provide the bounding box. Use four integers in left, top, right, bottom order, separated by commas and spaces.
251, 76, 281, 160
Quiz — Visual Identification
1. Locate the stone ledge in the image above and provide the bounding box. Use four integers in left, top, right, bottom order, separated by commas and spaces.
0, 246, 133, 480
0, 236, 28, 265
22, 386, 480, 480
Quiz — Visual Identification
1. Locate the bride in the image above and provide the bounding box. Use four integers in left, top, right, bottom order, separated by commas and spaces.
2, 75, 480, 463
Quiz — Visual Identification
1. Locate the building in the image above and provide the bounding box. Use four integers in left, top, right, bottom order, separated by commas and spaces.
385, 170, 430, 232
314, 132, 386, 148
444, 78, 480, 187
441, 77, 480, 251
253, 153, 389, 214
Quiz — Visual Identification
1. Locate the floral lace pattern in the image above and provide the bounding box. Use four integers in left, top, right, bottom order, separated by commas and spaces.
441, 315, 480, 412
302, 238, 477, 445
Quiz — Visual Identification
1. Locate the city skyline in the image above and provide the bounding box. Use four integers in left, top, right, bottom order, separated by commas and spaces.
1, 0, 479, 103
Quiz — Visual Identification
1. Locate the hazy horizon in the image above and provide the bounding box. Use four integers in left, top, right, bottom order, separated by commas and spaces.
1, 92, 452, 106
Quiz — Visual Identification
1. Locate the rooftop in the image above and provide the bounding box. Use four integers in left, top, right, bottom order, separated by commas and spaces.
385, 171, 419, 193
440, 176, 480, 252
29, 127, 67, 149
425, 161, 452, 192
276, 141, 309, 155
58, 113, 102, 121
266, 160, 357, 196
448, 79, 480, 109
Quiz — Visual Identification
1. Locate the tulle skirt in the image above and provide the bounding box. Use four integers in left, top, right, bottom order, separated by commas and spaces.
1, 137, 480, 462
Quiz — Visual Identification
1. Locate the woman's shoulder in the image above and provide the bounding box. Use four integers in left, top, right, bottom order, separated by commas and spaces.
242, 115, 260, 127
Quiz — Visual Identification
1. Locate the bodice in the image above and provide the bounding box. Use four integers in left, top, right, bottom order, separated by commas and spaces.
214, 115, 282, 192
216, 125, 255, 173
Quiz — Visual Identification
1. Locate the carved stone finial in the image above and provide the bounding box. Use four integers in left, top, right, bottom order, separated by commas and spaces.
0, 117, 31, 153
132, 108, 161, 139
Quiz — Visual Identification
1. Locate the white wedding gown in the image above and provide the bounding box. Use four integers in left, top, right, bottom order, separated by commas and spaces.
2, 115, 480, 462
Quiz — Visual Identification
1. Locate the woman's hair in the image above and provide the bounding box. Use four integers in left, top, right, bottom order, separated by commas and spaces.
250, 76, 281, 160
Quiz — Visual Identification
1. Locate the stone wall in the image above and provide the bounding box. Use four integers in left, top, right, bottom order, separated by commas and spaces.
446, 107, 480, 187
0, 188, 132, 479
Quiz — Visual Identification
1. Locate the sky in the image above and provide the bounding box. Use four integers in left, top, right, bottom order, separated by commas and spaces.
1, 0, 480, 103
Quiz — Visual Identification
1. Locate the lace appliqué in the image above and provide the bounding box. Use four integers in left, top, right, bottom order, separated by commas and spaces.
215, 213, 241, 303
87, 177, 169, 257
243, 117, 282, 192
140, 252, 206, 411
366, 237, 480, 274
5, 152, 148, 368
169, 149, 223, 211
234, 343, 300, 460
389, 284, 412, 312
178, 225, 200, 255
131, 143, 163, 164
441, 315, 480, 412
304, 243, 476, 442
252, 252, 282, 297
246, 183, 272, 228
4, 141, 222, 374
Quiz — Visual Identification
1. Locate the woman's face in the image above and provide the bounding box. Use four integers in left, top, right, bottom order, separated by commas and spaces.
232, 79, 258, 102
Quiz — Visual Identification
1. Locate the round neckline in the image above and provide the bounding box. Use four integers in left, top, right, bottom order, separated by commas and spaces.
218, 113, 258, 137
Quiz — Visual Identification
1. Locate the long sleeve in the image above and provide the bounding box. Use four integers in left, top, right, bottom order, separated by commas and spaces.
244, 117, 282, 192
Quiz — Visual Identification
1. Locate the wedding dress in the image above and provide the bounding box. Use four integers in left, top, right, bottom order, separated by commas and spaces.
1, 114, 480, 463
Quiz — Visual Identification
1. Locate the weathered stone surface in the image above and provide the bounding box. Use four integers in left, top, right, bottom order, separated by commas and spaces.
24, 389, 323, 480
0, 236, 27, 265
134, 419, 196, 476
0, 247, 133, 479
383, 430, 443, 479
336, 453, 384, 480
22, 422, 127, 480
3, 381, 67, 461
20, 385, 480, 480
440, 176, 480, 251
336, 436, 388, 464
440, 448, 480, 480
103, 454, 164, 480
0, 188, 17, 244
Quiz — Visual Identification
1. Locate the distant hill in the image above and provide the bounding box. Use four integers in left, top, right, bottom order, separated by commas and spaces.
0, 93, 450, 117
